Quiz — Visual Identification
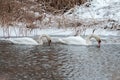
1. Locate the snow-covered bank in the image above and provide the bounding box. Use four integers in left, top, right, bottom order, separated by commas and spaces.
65, 0, 120, 20
0, 0, 120, 37
0, 27, 119, 37
0, 27, 73, 37
82, 28, 119, 36
60, 0, 120, 33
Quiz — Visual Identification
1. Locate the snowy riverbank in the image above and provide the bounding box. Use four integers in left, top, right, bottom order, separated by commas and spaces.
0, 0, 120, 37
0, 27, 119, 37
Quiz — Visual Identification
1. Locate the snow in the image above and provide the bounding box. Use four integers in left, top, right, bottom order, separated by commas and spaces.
0, 27, 74, 37
62, 0, 120, 36
0, 26, 119, 38
65, 0, 120, 20
83, 28, 119, 36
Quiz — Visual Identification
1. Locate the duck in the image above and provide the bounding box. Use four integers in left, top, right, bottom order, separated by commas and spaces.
58, 34, 101, 47
1, 34, 52, 45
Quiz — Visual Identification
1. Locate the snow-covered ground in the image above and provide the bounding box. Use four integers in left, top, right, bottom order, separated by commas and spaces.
65, 0, 120, 20
0, 26, 119, 38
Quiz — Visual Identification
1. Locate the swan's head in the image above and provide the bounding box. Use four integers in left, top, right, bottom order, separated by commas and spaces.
97, 39, 101, 48
93, 35, 101, 48
87, 34, 101, 48
40, 34, 52, 46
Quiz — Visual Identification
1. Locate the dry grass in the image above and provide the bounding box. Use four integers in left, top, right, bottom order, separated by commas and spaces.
0, 0, 87, 26
0, 0, 87, 27
36, 0, 87, 14
0, 0, 23, 25
0, 0, 88, 37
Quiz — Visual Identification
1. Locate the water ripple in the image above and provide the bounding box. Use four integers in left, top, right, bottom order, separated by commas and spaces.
0, 44, 120, 80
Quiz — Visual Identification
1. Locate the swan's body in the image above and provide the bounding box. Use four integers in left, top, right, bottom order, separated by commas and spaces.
59, 36, 89, 45
59, 34, 101, 47
0, 34, 52, 45
7, 37, 39, 45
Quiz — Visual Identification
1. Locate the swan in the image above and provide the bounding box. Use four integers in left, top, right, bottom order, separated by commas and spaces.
0, 34, 51, 45
59, 34, 101, 47
34, 34, 51, 46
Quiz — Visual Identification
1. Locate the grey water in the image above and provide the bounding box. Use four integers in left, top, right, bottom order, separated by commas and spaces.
0, 43, 120, 80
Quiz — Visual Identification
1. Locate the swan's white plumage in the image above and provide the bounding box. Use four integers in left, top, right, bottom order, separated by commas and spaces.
7, 37, 39, 45
58, 34, 101, 46
0, 34, 52, 45
59, 36, 89, 45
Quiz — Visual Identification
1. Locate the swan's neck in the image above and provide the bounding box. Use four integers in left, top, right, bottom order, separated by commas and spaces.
86, 37, 92, 45
86, 34, 100, 45
39, 34, 51, 45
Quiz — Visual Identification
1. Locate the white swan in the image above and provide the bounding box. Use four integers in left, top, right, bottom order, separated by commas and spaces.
59, 34, 101, 47
34, 34, 51, 45
0, 34, 51, 45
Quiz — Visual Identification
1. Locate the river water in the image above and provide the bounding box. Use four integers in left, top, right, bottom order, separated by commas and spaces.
0, 37, 120, 80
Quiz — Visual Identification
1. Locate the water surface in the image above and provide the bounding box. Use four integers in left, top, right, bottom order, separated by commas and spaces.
0, 43, 120, 80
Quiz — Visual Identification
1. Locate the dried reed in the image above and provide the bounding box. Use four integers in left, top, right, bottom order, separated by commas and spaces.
0, 0, 87, 37
37, 0, 87, 14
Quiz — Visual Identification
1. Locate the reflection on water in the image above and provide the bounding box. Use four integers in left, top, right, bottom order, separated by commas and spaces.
0, 44, 120, 80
